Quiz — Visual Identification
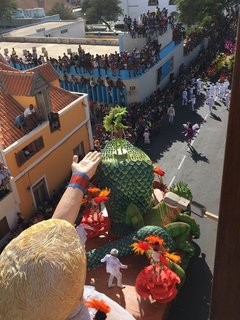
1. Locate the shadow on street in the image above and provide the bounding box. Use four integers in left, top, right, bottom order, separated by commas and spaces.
167, 244, 213, 320
187, 146, 210, 163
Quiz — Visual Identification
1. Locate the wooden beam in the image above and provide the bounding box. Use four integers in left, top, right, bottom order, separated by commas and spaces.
209, 11, 240, 320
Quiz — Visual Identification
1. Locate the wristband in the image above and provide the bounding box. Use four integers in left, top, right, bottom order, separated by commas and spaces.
68, 172, 89, 194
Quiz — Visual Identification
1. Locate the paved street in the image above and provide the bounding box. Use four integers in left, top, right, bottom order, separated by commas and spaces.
142, 87, 229, 320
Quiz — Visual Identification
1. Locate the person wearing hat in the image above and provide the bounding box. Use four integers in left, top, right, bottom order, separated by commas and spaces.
101, 249, 128, 289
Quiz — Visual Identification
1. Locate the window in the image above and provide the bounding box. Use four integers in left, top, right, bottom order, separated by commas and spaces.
49, 112, 61, 132
73, 142, 85, 161
148, 0, 159, 6
0, 217, 10, 240
61, 29, 68, 34
32, 178, 49, 209
15, 137, 44, 167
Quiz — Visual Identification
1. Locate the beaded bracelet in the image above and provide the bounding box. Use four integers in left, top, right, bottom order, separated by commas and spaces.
68, 172, 89, 194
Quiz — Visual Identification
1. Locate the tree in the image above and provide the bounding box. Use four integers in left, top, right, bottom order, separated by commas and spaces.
175, 0, 240, 27
81, 0, 123, 30
0, 0, 17, 20
48, 3, 76, 20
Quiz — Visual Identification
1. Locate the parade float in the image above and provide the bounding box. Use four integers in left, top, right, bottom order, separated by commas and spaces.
84, 107, 200, 304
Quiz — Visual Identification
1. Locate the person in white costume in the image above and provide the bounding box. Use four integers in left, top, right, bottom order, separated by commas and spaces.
182, 89, 188, 106
207, 95, 215, 114
191, 94, 196, 111
0, 151, 135, 320
167, 104, 175, 124
196, 78, 202, 95
101, 249, 128, 288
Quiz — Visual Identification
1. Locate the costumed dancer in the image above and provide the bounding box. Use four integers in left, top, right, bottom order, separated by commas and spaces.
0, 152, 135, 320
183, 122, 199, 146
101, 248, 128, 288
132, 235, 181, 303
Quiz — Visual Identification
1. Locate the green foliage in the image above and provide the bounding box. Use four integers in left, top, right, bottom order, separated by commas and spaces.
175, 0, 240, 26
48, 3, 76, 20
103, 106, 128, 133
170, 181, 193, 201
82, 0, 123, 29
0, 0, 17, 20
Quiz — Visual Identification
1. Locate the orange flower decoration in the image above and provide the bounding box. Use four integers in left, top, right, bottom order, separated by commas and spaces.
165, 252, 181, 264
93, 196, 109, 204
153, 165, 165, 176
84, 298, 111, 314
145, 235, 164, 245
132, 241, 150, 255
88, 187, 101, 196
99, 188, 111, 197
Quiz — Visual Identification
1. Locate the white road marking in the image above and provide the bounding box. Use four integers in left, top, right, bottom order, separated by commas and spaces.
178, 155, 186, 170
204, 113, 208, 121
169, 176, 176, 187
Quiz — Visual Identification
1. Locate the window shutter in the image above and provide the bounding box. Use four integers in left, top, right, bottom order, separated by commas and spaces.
35, 136, 44, 151
15, 151, 25, 167
49, 112, 60, 132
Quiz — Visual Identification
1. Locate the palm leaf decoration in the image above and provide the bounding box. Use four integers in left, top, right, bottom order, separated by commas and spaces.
103, 106, 128, 155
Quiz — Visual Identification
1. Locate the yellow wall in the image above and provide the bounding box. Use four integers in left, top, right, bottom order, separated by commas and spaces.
15, 124, 90, 218
13, 96, 36, 109
5, 99, 87, 177
4, 97, 90, 218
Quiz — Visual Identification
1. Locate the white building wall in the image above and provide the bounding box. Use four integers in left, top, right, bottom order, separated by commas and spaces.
0, 191, 17, 231
119, 0, 177, 21
124, 51, 174, 103
30, 21, 85, 38
120, 27, 173, 52
124, 38, 208, 103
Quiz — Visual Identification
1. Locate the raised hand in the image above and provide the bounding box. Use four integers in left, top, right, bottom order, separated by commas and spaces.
72, 151, 101, 180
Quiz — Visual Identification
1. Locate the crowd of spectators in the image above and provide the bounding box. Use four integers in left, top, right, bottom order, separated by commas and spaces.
123, 6, 171, 38
92, 23, 230, 148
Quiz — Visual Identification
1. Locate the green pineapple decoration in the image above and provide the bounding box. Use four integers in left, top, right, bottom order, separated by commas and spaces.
96, 107, 154, 236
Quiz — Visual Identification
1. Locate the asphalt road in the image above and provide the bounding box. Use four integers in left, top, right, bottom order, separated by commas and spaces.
141, 86, 229, 320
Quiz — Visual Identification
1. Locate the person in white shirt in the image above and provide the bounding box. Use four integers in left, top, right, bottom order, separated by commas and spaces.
167, 104, 175, 124
191, 94, 196, 111
196, 78, 202, 95
182, 89, 188, 106
143, 128, 150, 144
207, 95, 214, 114
101, 249, 128, 288
223, 90, 231, 110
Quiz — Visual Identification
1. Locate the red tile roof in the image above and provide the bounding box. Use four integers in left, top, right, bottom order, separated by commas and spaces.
0, 63, 80, 149
49, 86, 79, 112
0, 62, 16, 72
0, 70, 34, 96
0, 89, 26, 148
26, 63, 59, 82
0, 54, 7, 64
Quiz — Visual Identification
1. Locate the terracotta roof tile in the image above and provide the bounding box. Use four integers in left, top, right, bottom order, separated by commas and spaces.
0, 70, 34, 96
0, 89, 26, 148
0, 61, 16, 72
0, 54, 7, 64
27, 63, 59, 82
49, 86, 79, 112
